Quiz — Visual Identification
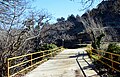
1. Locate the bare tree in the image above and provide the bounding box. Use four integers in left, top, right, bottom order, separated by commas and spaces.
81, 11, 104, 38
0, 0, 29, 76
81, 11, 106, 49
81, 10, 118, 49
0, 0, 51, 76
70, 0, 96, 10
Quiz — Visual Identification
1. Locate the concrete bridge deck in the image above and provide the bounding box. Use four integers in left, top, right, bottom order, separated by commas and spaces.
24, 48, 100, 77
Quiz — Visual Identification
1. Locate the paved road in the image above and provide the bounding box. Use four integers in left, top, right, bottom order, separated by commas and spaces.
24, 48, 99, 77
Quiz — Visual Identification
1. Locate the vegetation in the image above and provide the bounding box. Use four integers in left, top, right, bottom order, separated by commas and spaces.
0, 0, 51, 76
88, 43, 120, 76
40, 44, 57, 51
105, 43, 120, 74
91, 33, 105, 49
40, 0, 120, 48
106, 43, 120, 54
80, 1, 120, 75
40, 14, 85, 48
0, 0, 120, 76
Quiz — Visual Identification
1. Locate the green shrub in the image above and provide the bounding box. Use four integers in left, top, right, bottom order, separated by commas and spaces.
96, 33, 105, 48
106, 43, 120, 54
105, 43, 120, 63
40, 43, 57, 50
104, 43, 120, 73
91, 33, 105, 49
91, 42, 97, 49
91, 43, 120, 76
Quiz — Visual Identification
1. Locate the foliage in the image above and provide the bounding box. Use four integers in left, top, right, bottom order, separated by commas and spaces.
81, 0, 120, 42
92, 33, 105, 49
103, 43, 120, 75
40, 14, 85, 48
81, 0, 120, 76
91, 42, 97, 49
96, 33, 105, 48
106, 43, 120, 54
93, 43, 120, 76
57, 17, 65, 22
40, 44, 57, 51
67, 14, 76, 22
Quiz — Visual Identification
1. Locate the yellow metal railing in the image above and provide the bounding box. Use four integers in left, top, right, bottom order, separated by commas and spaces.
7, 47, 63, 77
87, 49, 120, 72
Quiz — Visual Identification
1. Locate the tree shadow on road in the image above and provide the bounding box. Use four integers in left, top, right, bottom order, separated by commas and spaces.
76, 51, 101, 77
69, 52, 88, 58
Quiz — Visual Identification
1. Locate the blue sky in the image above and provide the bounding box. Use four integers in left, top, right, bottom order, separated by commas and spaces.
32, 0, 102, 23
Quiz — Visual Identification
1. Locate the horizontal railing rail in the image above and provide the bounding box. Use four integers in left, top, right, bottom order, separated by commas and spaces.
86, 48, 120, 73
7, 47, 63, 77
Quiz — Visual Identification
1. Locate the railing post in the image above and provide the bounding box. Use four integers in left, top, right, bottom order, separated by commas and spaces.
90, 49, 92, 58
7, 59, 10, 77
51, 50, 52, 57
111, 54, 114, 71
30, 54, 32, 65
59, 48, 61, 52
54, 50, 56, 56
43, 51, 44, 60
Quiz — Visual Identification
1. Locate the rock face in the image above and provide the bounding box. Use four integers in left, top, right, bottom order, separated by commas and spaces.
40, 0, 120, 48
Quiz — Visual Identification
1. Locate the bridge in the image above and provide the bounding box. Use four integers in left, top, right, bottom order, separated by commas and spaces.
7, 46, 120, 77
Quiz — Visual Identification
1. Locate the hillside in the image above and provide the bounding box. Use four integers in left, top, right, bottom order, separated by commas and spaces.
40, 0, 120, 47
40, 15, 85, 48
81, 0, 120, 41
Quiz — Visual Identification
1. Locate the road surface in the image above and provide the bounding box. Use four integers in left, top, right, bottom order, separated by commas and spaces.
24, 48, 99, 77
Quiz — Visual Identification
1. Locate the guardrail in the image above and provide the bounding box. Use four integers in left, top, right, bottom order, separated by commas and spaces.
86, 49, 120, 72
7, 47, 63, 77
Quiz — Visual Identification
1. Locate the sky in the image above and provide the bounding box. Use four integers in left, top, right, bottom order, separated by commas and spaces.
32, 0, 102, 23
